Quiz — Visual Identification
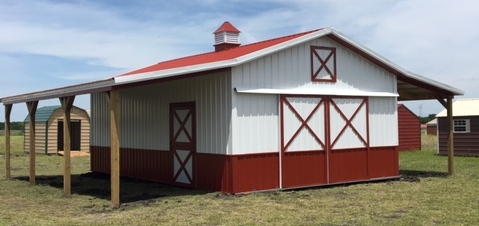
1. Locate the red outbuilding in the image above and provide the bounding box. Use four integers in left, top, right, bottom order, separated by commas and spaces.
397, 104, 421, 152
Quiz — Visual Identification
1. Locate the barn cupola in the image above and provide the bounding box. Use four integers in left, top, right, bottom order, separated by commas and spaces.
214, 21, 241, 52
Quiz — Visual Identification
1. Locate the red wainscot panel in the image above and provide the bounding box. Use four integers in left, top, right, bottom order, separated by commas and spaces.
329, 148, 368, 184
121, 148, 171, 183
90, 146, 171, 184
196, 152, 280, 194
368, 146, 399, 179
90, 146, 110, 174
196, 153, 231, 193
281, 151, 327, 189
91, 146, 279, 194
229, 153, 279, 194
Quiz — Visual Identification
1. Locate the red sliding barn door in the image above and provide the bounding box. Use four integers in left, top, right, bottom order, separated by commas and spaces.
170, 102, 196, 188
280, 96, 328, 188
281, 96, 369, 189
328, 97, 369, 183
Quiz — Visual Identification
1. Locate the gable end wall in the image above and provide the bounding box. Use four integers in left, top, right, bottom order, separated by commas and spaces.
230, 36, 398, 154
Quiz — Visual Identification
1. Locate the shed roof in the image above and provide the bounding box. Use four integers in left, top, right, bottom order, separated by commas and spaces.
0, 26, 464, 105
24, 105, 61, 122
24, 105, 89, 122
427, 118, 437, 125
214, 21, 240, 34
397, 104, 419, 118
436, 98, 479, 117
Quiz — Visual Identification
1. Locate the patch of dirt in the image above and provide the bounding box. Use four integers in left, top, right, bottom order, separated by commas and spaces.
121, 192, 166, 204
214, 192, 238, 200
399, 170, 448, 178
383, 214, 401, 219
81, 188, 111, 198
80, 172, 110, 180
399, 175, 420, 182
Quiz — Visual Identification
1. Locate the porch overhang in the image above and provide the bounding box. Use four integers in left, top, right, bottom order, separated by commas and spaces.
0, 78, 114, 105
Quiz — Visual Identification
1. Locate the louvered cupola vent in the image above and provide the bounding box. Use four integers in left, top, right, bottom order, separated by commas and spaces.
214, 21, 241, 52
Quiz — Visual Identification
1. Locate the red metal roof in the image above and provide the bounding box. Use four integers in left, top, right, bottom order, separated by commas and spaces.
214, 21, 240, 34
119, 29, 321, 77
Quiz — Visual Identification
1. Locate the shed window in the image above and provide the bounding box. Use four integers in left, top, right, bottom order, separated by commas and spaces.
453, 119, 470, 133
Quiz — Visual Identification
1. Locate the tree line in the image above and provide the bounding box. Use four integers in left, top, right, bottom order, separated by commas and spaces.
0, 122, 25, 130
418, 114, 436, 124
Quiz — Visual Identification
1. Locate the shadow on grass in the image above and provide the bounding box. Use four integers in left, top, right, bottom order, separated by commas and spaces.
14, 172, 212, 204
399, 170, 448, 182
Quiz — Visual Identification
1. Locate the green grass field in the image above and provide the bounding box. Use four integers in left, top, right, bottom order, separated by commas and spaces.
0, 134, 478, 225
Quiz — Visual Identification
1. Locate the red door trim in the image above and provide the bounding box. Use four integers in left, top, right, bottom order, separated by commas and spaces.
173, 150, 194, 183
172, 110, 193, 143
311, 46, 337, 83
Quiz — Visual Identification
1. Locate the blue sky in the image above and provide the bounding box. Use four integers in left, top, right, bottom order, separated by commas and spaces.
1, 0, 478, 121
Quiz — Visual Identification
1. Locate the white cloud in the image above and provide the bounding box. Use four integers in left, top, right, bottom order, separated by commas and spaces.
0, 0, 216, 70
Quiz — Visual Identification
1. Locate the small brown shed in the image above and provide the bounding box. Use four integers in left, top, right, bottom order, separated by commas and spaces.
397, 104, 421, 152
437, 98, 479, 156
24, 105, 90, 154
426, 118, 437, 136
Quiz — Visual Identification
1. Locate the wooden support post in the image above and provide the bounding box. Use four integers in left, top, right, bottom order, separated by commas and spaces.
60, 96, 75, 195
447, 96, 454, 176
108, 90, 121, 208
26, 101, 38, 186
436, 95, 455, 176
5, 104, 12, 179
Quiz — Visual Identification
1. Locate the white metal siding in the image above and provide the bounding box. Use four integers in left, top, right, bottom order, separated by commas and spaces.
330, 98, 368, 149
231, 35, 398, 151
232, 36, 396, 94
231, 93, 279, 155
282, 97, 325, 152
90, 71, 232, 155
369, 97, 398, 147
90, 93, 110, 147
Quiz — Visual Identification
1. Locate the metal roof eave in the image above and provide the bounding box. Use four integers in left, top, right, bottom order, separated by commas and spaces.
404, 71, 464, 96
0, 78, 115, 105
